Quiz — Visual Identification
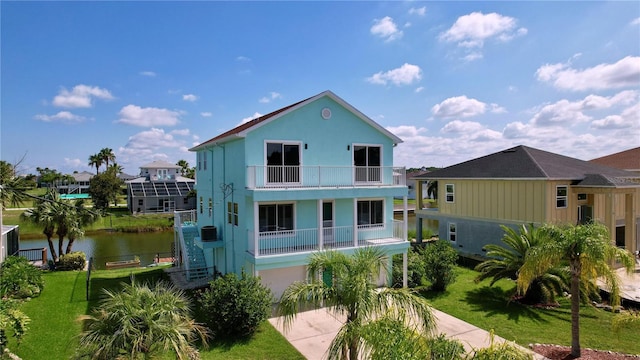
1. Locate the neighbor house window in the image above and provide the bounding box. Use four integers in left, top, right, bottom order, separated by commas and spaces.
227, 202, 238, 226
259, 203, 294, 233
357, 199, 384, 228
197, 152, 201, 171
448, 223, 457, 242
556, 186, 568, 208
157, 169, 168, 180
577, 193, 587, 201
266, 142, 300, 183
354, 145, 381, 182
445, 184, 455, 203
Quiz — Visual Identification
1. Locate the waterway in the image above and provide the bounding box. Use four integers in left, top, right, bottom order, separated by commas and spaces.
19, 231, 174, 270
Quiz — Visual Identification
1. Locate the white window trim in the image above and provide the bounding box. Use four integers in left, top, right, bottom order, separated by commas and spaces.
556, 185, 568, 209
448, 222, 457, 243
445, 184, 455, 203
356, 198, 385, 229
258, 202, 296, 237
264, 140, 303, 186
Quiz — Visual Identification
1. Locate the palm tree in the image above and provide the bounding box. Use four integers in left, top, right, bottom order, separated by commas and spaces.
64, 199, 100, 254
426, 180, 437, 200
176, 159, 190, 176
99, 148, 116, 169
21, 189, 59, 261
518, 222, 635, 357
75, 281, 208, 360
277, 247, 435, 360
107, 162, 123, 175
475, 224, 567, 304
88, 154, 103, 174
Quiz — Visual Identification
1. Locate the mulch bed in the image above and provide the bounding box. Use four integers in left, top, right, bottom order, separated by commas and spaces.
531, 344, 640, 360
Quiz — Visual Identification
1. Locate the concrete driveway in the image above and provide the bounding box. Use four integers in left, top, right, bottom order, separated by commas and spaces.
269, 307, 545, 360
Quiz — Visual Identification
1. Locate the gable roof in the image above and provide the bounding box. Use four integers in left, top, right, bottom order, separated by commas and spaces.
190, 90, 402, 151
590, 147, 640, 172
140, 160, 180, 169
414, 145, 638, 187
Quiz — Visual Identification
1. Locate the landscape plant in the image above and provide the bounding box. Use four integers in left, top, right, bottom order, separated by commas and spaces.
277, 247, 435, 360
422, 239, 458, 291
0, 256, 43, 299
468, 331, 532, 360
392, 250, 425, 288
518, 222, 635, 358
56, 251, 87, 271
0, 298, 30, 357
75, 280, 208, 360
88, 167, 123, 211
198, 271, 273, 339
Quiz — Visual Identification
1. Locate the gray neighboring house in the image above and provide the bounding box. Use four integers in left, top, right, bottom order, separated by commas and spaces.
1, 225, 19, 264
127, 160, 196, 214
54, 171, 94, 194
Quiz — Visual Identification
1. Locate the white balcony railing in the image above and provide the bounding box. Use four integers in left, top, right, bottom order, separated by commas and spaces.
247, 166, 406, 189
248, 220, 405, 257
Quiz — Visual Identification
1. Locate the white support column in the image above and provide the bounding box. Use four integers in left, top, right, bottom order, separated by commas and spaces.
403, 251, 408, 288
317, 199, 324, 250
403, 195, 408, 242
353, 198, 358, 247
254, 201, 260, 256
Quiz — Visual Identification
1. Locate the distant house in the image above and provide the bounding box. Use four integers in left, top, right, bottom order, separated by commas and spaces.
413, 145, 640, 257
404, 169, 430, 200
126, 160, 196, 214
54, 171, 93, 194
173, 90, 409, 296
590, 147, 640, 176
1, 225, 19, 264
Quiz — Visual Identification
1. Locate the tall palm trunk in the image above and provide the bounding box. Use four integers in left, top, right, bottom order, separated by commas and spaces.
65, 236, 75, 254
44, 227, 57, 262
570, 258, 581, 358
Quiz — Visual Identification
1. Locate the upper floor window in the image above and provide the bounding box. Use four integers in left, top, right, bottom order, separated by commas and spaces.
354, 145, 381, 182
448, 223, 457, 242
445, 184, 455, 203
197, 152, 201, 171
259, 203, 294, 233
203, 152, 207, 170
266, 142, 300, 183
157, 169, 168, 180
556, 186, 567, 208
357, 199, 384, 228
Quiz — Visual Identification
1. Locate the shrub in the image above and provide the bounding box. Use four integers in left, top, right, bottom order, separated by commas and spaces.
56, 251, 86, 271
392, 250, 425, 288
0, 256, 44, 299
407, 228, 434, 241
0, 298, 30, 354
422, 240, 458, 291
427, 334, 465, 360
468, 332, 532, 360
199, 271, 273, 339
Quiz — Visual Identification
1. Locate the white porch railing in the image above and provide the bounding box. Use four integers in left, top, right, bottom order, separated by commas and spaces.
248, 220, 405, 256
173, 210, 197, 275
246, 166, 406, 189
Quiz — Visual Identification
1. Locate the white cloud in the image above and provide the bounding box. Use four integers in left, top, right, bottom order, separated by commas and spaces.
441, 120, 484, 134
408, 7, 426, 16
140, 71, 156, 77
117, 105, 181, 127
237, 56, 251, 62
52, 84, 113, 108
536, 56, 640, 91
591, 102, 640, 130
183, 94, 199, 102
415, 86, 424, 93
371, 16, 403, 42
463, 52, 483, 62
432, 96, 498, 118
34, 111, 86, 123
440, 12, 526, 48
258, 92, 282, 103
367, 63, 422, 86
63, 158, 84, 169
239, 112, 262, 125
119, 128, 183, 159
170, 128, 191, 136
630, 17, 640, 26
200, 112, 213, 117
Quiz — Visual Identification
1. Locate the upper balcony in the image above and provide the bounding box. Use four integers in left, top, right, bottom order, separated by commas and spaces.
247, 165, 406, 189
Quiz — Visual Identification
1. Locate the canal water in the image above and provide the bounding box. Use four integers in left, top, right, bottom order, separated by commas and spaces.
19, 231, 174, 270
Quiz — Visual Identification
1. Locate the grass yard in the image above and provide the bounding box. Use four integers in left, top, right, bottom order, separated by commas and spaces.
422, 266, 639, 355
9, 268, 304, 360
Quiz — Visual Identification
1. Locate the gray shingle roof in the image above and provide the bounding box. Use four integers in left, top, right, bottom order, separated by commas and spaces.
415, 145, 638, 187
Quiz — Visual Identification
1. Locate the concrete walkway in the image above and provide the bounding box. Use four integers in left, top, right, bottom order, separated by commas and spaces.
269, 307, 545, 360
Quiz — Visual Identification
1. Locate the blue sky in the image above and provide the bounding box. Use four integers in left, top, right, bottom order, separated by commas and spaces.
1, 1, 639, 176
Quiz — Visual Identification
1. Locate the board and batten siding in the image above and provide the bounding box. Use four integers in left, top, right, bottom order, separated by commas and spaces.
438, 180, 546, 223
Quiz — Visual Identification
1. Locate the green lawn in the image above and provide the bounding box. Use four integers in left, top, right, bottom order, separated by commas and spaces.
10, 268, 304, 360
423, 266, 639, 355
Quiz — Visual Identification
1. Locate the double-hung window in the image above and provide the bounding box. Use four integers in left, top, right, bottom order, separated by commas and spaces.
266, 142, 300, 184
259, 203, 294, 234
445, 184, 455, 203
357, 199, 384, 228
556, 186, 567, 208
448, 223, 457, 242
354, 145, 381, 182
157, 169, 168, 180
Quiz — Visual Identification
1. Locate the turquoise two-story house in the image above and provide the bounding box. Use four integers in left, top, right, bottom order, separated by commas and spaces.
174, 91, 409, 297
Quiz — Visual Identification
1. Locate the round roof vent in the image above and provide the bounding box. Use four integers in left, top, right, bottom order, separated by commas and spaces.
321, 107, 332, 120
